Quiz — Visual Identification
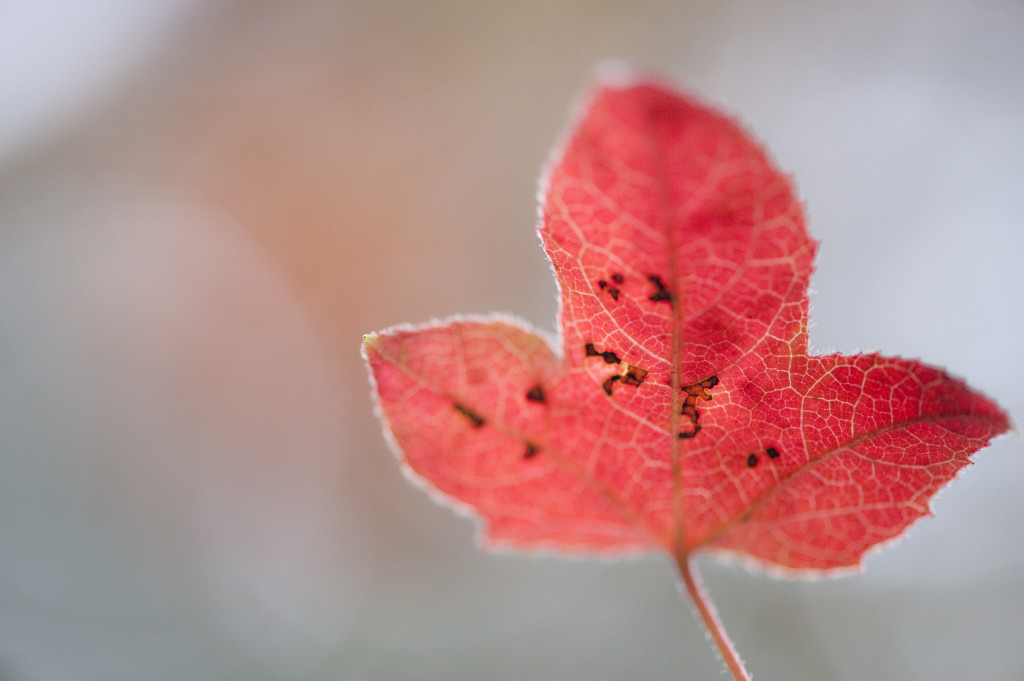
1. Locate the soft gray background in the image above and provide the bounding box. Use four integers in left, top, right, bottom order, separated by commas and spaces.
1, 1, 1021, 680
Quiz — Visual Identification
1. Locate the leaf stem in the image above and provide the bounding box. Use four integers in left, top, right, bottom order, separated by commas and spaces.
676, 554, 752, 681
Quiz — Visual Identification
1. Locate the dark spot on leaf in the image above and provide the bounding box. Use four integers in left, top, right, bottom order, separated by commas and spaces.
682, 375, 719, 403
585, 343, 621, 364
454, 403, 485, 428
620, 364, 648, 388
766, 447, 780, 460
678, 425, 702, 439
587, 343, 649, 395
597, 276, 621, 301
677, 375, 719, 438
526, 385, 546, 403
524, 442, 539, 459
747, 453, 758, 468
647, 274, 673, 304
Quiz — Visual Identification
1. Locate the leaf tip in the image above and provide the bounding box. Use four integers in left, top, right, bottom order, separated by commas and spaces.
361, 332, 381, 357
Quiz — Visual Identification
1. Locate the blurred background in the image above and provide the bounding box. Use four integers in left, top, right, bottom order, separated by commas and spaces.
1, 1, 1022, 679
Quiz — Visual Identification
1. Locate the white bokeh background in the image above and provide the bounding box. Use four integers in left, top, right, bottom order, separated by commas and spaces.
1, 1, 1021, 680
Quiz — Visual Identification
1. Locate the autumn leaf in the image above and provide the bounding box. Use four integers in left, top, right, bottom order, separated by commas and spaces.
362, 70, 1009, 679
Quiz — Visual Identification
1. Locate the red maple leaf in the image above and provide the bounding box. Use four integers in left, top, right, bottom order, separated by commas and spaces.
362, 72, 1009, 679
